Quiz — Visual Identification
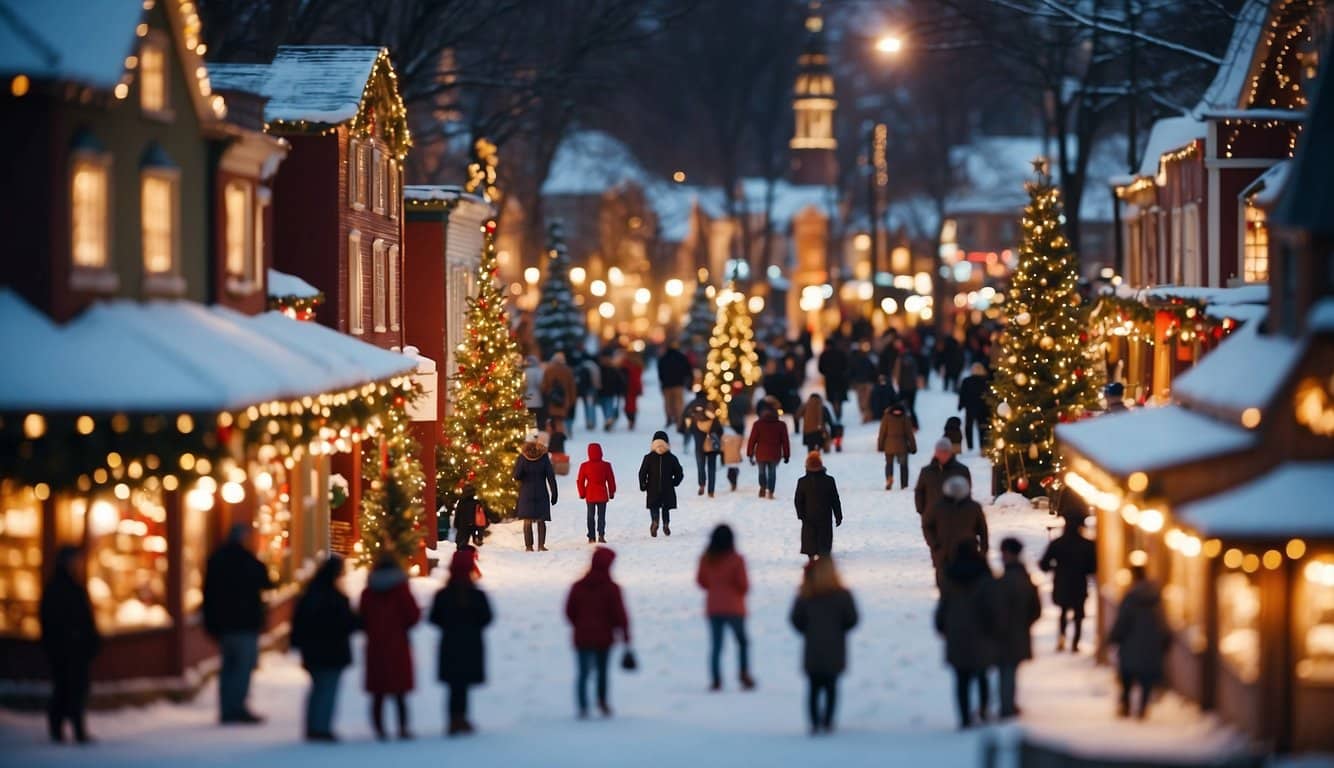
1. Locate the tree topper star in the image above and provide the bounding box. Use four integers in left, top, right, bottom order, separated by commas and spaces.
1030, 156, 1050, 176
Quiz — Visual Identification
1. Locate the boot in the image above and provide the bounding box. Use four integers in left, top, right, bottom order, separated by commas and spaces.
1056, 635, 1066, 652
758, 488, 767, 498
538, 522, 548, 552
768, 490, 775, 499
588, 536, 596, 544
663, 523, 671, 536
728, 468, 739, 491
740, 673, 756, 691
598, 535, 606, 543
698, 485, 705, 496
447, 718, 466, 736
710, 679, 722, 692
598, 702, 612, 718
650, 521, 658, 537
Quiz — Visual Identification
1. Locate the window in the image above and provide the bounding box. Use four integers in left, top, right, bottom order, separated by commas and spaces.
1181, 204, 1200, 285
0, 483, 43, 638
139, 36, 168, 115
372, 146, 386, 214
254, 188, 270, 292
141, 169, 179, 283
388, 244, 400, 330
84, 490, 171, 632
1169, 208, 1182, 284
251, 455, 293, 586
349, 138, 367, 211
1164, 547, 1206, 652
348, 229, 364, 334
181, 490, 211, 614
1243, 204, 1269, 282
1217, 571, 1261, 683
388, 160, 399, 219
372, 238, 387, 332
71, 153, 111, 274
1296, 555, 1334, 683
224, 179, 255, 286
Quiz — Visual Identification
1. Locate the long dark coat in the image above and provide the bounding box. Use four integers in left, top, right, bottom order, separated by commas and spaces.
818, 346, 850, 403
934, 556, 995, 670
40, 569, 100, 670
913, 458, 973, 517
1039, 530, 1097, 608
922, 496, 989, 569
1108, 581, 1170, 682
429, 584, 493, 685
795, 470, 842, 556
202, 540, 272, 638
290, 575, 359, 671
790, 588, 859, 679
638, 447, 684, 509
957, 374, 989, 418
359, 565, 421, 694
514, 444, 557, 521
656, 348, 692, 388
992, 563, 1042, 665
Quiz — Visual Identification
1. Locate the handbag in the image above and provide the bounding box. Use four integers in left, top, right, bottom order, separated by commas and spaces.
474, 502, 489, 529
620, 647, 638, 672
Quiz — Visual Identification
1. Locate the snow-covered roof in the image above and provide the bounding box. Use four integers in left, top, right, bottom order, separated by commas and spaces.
404, 185, 463, 202
0, 0, 143, 89
1205, 303, 1266, 324
1311, 299, 1334, 333
1242, 160, 1291, 208
1172, 322, 1301, 416
206, 62, 269, 96
737, 178, 834, 225
1136, 116, 1206, 178
267, 269, 321, 300
542, 129, 649, 196
1057, 404, 1258, 476
1177, 463, 1334, 539
1143, 284, 1268, 305
211, 46, 384, 124
1194, 0, 1267, 116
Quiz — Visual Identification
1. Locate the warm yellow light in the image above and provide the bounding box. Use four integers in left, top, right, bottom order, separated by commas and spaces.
221, 481, 246, 505
598, 301, 615, 319
875, 34, 904, 54
747, 296, 765, 314
76, 415, 95, 435
33, 483, 50, 501
1128, 549, 1148, 567
23, 413, 45, 439
853, 233, 872, 251
1204, 539, 1223, 558
10, 74, 29, 97
114, 82, 129, 99
1120, 504, 1140, 525
590, 280, 607, 297
1262, 550, 1283, 570
1137, 508, 1163, 533
920, 307, 933, 321
1241, 407, 1262, 428
113, 483, 130, 500
1181, 536, 1202, 558
665, 278, 684, 297
634, 288, 651, 305
1286, 539, 1307, 560
1242, 553, 1260, 573
1223, 548, 1244, 569
880, 297, 898, 314
608, 267, 625, 286
177, 413, 194, 433
522, 267, 539, 284
1127, 471, 1148, 493
672, 170, 686, 183
570, 266, 586, 285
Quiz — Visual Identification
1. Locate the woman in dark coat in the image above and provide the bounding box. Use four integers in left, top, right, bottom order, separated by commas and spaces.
1107, 566, 1170, 719
789, 557, 858, 734
359, 553, 421, 740
794, 451, 842, 560
956, 363, 991, 452
430, 549, 494, 735
935, 542, 995, 729
686, 398, 725, 497
1039, 513, 1098, 652
290, 555, 359, 741
638, 430, 684, 537
39, 546, 100, 744
514, 434, 558, 552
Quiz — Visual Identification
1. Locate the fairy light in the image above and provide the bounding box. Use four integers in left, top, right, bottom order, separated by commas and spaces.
702, 282, 762, 421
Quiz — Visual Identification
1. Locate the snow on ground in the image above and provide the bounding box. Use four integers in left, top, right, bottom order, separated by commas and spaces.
0, 373, 1264, 767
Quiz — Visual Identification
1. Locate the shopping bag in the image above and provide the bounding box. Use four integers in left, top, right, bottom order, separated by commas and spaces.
722, 434, 743, 465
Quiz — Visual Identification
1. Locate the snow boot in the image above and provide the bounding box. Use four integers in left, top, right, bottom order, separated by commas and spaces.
598, 702, 612, 718
598, 535, 606, 543
698, 485, 705, 496
663, 523, 671, 536
758, 488, 767, 498
710, 679, 722, 692
650, 521, 658, 537
740, 673, 756, 691
588, 536, 596, 544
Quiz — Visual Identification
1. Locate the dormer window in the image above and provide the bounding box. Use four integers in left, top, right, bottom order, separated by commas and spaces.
139, 34, 169, 116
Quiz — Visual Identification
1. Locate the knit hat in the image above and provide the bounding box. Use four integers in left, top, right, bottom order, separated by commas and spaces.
934, 437, 954, 454
1105, 381, 1125, 398
652, 430, 670, 443
943, 474, 971, 500
805, 451, 824, 472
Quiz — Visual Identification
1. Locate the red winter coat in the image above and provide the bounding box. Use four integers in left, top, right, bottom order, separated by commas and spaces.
623, 361, 644, 414
577, 443, 617, 503
696, 552, 749, 617
746, 411, 791, 463
565, 548, 630, 650
360, 565, 421, 694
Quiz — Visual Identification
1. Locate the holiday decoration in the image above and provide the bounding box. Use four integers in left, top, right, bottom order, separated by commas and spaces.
684, 271, 716, 363
988, 160, 1103, 485
702, 284, 761, 421
359, 389, 425, 566
268, 292, 324, 321
532, 221, 587, 359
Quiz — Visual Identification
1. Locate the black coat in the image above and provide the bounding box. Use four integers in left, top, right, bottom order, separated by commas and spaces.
429, 584, 494, 685
795, 470, 842, 556
597, 363, 626, 397
849, 350, 876, 385
202, 541, 272, 637
957, 374, 989, 418
513, 449, 557, 520
290, 581, 359, 670
453, 496, 484, 536
39, 570, 100, 667
818, 347, 850, 400
935, 557, 995, 670
1108, 581, 1170, 681
1039, 531, 1097, 608
790, 588, 859, 679
914, 458, 973, 517
657, 348, 693, 388
639, 449, 684, 509
991, 563, 1042, 665
869, 381, 899, 421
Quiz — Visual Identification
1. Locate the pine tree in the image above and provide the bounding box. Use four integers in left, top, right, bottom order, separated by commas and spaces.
684, 273, 715, 363
988, 160, 1103, 488
532, 221, 586, 359
359, 389, 424, 567
703, 285, 761, 421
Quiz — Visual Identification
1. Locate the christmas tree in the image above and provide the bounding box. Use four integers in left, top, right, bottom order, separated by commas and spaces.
359, 388, 425, 567
438, 139, 532, 518
684, 271, 715, 363
703, 284, 761, 421
532, 220, 586, 359
988, 159, 1103, 488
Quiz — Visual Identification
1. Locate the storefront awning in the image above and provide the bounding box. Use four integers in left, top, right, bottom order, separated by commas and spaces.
1172, 323, 1302, 417
1057, 404, 1258, 477
1176, 463, 1334, 539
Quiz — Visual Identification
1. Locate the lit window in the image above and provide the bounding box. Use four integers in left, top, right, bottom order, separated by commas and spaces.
1243, 204, 1269, 282
224, 180, 254, 283
141, 171, 178, 276
85, 490, 171, 632
139, 37, 168, 114
254, 189, 269, 291
1217, 571, 1261, 683
71, 154, 110, 271
349, 139, 367, 210
388, 244, 400, 330
388, 160, 398, 219
348, 229, 363, 334
0, 483, 43, 638
373, 146, 386, 214
372, 238, 387, 331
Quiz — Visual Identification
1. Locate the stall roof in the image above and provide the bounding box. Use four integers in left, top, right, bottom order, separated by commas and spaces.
1177, 463, 1334, 539
1057, 404, 1258, 477
244, 310, 415, 387
267, 269, 321, 299
1172, 323, 1302, 415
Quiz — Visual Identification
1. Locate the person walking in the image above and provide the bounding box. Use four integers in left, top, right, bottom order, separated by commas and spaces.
639, 430, 685, 537
696, 525, 755, 692
686, 396, 724, 497
360, 552, 421, 740
39, 546, 100, 744
1039, 513, 1098, 652
514, 432, 558, 552
914, 439, 973, 517
876, 401, 917, 490
868, 374, 898, 422
894, 344, 920, 427
541, 352, 578, 437
429, 549, 494, 736
923, 475, 988, 586
935, 542, 995, 729
818, 338, 850, 423
658, 341, 692, 428
789, 557, 858, 735
795, 451, 842, 561
576, 352, 602, 432
797, 393, 834, 454
577, 442, 617, 544
1107, 566, 1170, 719
992, 538, 1041, 720
957, 363, 990, 452
622, 351, 645, 430
746, 403, 790, 499
565, 548, 631, 719
452, 485, 488, 549
849, 342, 877, 423
290, 555, 359, 742
597, 351, 626, 431
203, 523, 273, 725
522, 354, 546, 429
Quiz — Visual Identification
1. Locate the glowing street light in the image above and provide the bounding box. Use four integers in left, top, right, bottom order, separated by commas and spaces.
590, 279, 607, 297
570, 267, 586, 285
634, 287, 651, 305
598, 301, 616, 319
664, 278, 684, 297
875, 33, 904, 55
523, 267, 540, 284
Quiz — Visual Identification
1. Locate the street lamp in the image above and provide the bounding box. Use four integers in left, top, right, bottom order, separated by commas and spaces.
875, 34, 904, 55
590, 279, 607, 297
664, 278, 684, 297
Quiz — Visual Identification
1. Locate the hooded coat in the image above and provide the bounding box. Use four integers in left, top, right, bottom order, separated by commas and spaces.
639, 436, 684, 509
290, 560, 359, 671
429, 555, 494, 685
790, 587, 859, 679
514, 441, 558, 520
746, 410, 791, 463
795, 469, 842, 556
360, 561, 421, 694
565, 549, 630, 650
876, 405, 917, 457
540, 359, 578, 419
992, 562, 1042, 665
1108, 580, 1170, 681
577, 443, 617, 503
923, 490, 989, 569
913, 457, 973, 517
935, 555, 996, 669
1039, 528, 1098, 608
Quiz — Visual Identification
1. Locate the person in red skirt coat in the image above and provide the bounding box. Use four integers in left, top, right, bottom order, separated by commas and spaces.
360, 551, 421, 740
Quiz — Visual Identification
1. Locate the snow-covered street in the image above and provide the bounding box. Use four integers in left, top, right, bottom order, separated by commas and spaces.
0, 379, 1248, 767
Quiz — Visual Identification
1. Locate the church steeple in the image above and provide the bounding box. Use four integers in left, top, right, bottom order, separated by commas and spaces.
789, 1, 837, 185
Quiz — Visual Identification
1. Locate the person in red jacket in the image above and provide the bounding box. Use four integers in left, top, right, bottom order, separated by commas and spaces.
576, 442, 617, 544
359, 552, 422, 740
746, 403, 791, 499
565, 547, 631, 718
696, 525, 755, 691
622, 352, 645, 430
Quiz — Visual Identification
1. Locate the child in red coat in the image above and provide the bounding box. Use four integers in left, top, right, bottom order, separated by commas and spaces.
577, 442, 617, 544
359, 552, 421, 740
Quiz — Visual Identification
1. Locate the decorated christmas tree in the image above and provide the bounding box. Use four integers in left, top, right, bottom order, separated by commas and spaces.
703, 284, 761, 421
683, 271, 715, 363
437, 139, 532, 518
988, 160, 1103, 489
359, 388, 424, 567
532, 220, 586, 358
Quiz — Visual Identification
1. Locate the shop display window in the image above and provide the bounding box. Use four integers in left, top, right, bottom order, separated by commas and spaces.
182, 494, 212, 615
0, 484, 43, 637
1296, 555, 1334, 683
1165, 548, 1206, 651
85, 489, 170, 632
1217, 571, 1261, 683
251, 453, 293, 586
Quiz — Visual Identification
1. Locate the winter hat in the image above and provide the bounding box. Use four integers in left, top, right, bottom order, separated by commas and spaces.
652, 430, 670, 443
590, 546, 616, 574
449, 549, 476, 583
942, 474, 971, 500
1105, 381, 1125, 398
804, 451, 824, 472
934, 438, 954, 454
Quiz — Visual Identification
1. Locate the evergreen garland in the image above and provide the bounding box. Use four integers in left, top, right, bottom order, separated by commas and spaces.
358, 387, 424, 567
